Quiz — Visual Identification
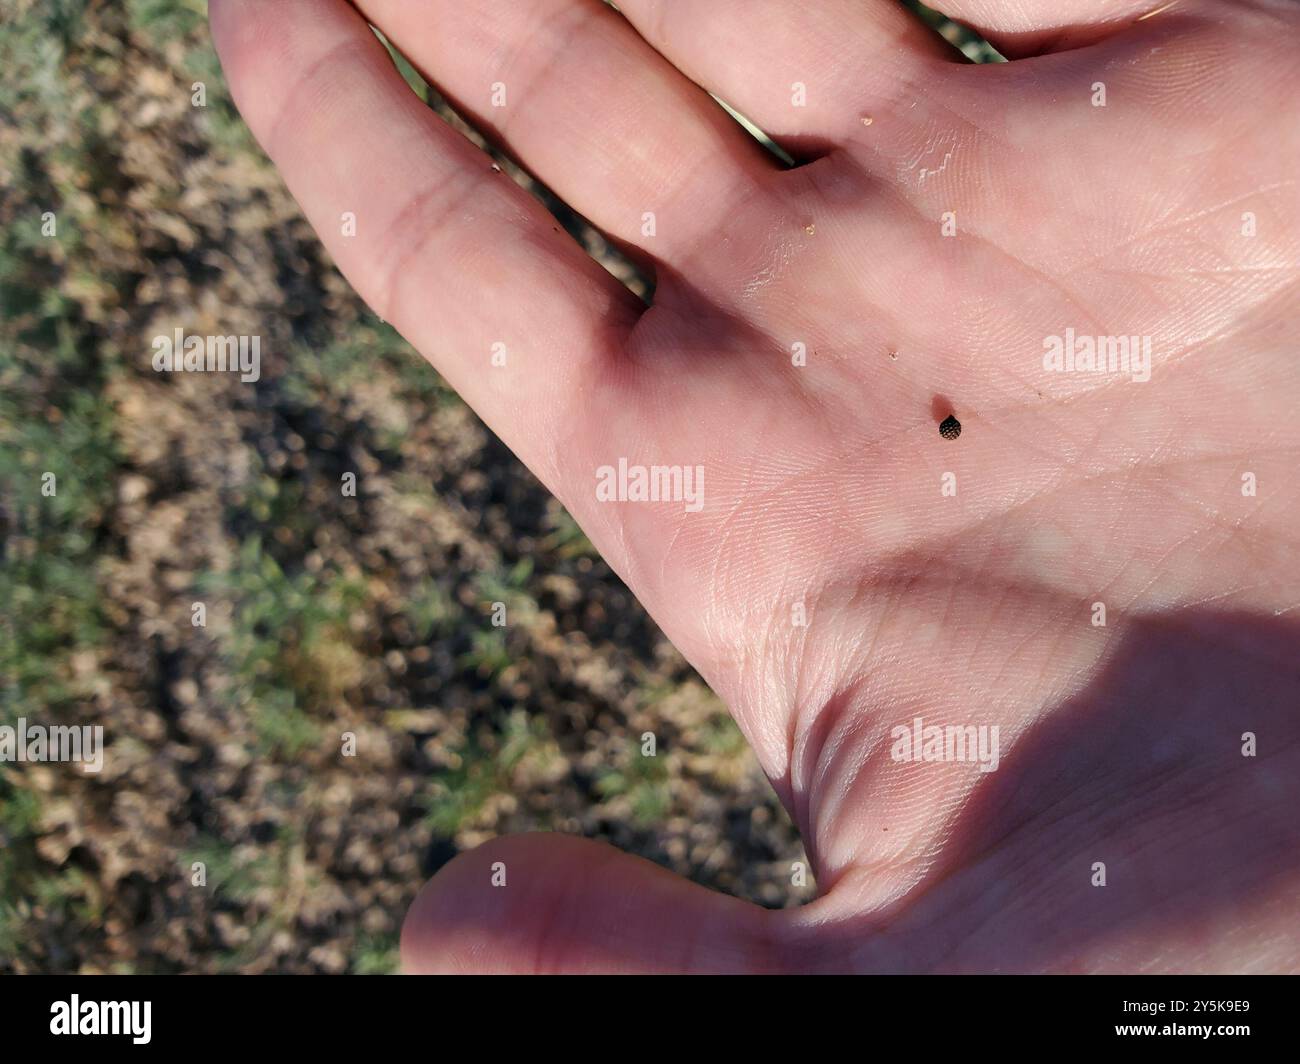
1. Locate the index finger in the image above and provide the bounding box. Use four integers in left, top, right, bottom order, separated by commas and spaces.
210, 0, 643, 496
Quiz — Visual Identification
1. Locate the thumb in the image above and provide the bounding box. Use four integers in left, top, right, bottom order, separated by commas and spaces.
400, 832, 779, 974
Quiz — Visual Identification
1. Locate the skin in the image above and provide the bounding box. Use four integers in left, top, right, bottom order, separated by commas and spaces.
209, 0, 1300, 973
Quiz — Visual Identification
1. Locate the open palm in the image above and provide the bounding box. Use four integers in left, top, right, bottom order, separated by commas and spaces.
211, 0, 1300, 972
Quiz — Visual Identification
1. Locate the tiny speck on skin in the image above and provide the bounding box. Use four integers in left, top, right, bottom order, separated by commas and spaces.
888, 349, 898, 361
804, 223, 816, 235
862, 116, 874, 126
490, 162, 501, 172
939, 414, 962, 440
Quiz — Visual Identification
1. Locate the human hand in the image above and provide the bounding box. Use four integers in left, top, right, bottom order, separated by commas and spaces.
210, 0, 1300, 972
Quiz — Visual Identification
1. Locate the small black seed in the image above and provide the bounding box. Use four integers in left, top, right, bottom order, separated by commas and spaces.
939, 414, 961, 440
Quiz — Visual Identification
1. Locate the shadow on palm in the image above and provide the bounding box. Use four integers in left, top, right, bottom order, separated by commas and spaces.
791, 608, 1300, 972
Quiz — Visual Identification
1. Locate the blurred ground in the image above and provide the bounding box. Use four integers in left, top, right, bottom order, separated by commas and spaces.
0, 0, 992, 974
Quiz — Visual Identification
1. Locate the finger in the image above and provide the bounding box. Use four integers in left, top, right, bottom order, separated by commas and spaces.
207, 0, 808, 723
928, 0, 1192, 57
611, 0, 962, 156
351, 0, 779, 272
209, 0, 642, 498
400, 833, 777, 973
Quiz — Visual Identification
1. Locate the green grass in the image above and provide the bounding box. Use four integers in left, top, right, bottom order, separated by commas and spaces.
699, 714, 749, 758
198, 537, 368, 759
181, 836, 275, 903
0, 2, 130, 971
0, 778, 45, 957
125, 0, 207, 41
282, 314, 454, 408
402, 579, 457, 642
352, 932, 400, 975
540, 507, 599, 560
594, 738, 673, 827
424, 712, 558, 835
